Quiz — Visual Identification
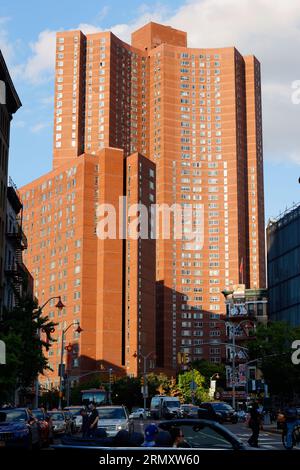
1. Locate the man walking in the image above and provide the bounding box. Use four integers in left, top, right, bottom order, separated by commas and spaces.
87, 402, 99, 438
248, 402, 262, 448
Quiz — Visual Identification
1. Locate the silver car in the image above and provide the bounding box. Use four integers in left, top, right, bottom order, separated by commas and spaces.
64, 407, 83, 432
129, 408, 147, 420
48, 411, 71, 435
96, 406, 133, 437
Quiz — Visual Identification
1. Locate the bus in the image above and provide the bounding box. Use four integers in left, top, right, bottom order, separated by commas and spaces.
80, 388, 108, 406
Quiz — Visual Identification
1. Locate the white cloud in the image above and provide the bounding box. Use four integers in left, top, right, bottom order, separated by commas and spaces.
40, 95, 54, 106
30, 122, 49, 133
9, 0, 300, 165
23, 30, 56, 84
0, 17, 14, 65
166, 0, 300, 164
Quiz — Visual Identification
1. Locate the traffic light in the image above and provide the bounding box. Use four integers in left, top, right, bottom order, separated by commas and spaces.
177, 352, 183, 364
183, 352, 190, 364
140, 376, 144, 386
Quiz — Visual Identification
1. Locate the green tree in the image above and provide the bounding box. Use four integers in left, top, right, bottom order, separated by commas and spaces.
0, 298, 57, 404
112, 376, 143, 410
177, 369, 209, 404
191, 359, 226, 389
246, 321, 300, 400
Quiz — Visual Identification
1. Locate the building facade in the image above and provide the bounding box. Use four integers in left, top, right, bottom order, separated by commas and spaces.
21, 21, 266, 379
20, 149, 156, 387
0, 51, 22, 314
267, 204, 300, 326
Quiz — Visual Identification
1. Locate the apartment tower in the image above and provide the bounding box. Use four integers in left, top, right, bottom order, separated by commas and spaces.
21, 21, 265, 379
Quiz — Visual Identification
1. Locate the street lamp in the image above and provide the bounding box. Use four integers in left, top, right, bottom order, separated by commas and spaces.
58, 321, 83, 409
33, 296, 65, 408
133, 351, 155, 412
209, 372, 220, 399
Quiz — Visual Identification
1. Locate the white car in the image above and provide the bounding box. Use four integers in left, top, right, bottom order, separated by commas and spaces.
97, 406, 133, 437
129, 408, 147, 420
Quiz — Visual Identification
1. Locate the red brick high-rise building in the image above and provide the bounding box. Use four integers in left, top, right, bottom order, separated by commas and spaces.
21, 22, 265, 382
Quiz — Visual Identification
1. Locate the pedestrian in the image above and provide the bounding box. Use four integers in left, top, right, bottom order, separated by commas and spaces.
247, 402, 261, 448
141, 423, 159, 447
283, 402, 300, 449
87, 402, 99, 438
80, 407, 89, 438
169, 427, 190, 448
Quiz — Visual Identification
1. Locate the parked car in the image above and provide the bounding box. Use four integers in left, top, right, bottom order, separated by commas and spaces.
200, 402, 238, 424
129, 408, 147, 420
180, 404, 200, 419
0, 408, 41, 450
32, 409, 53, 446
64, 406, 83, 432
96, 406, 133, 437
48, 411, 72, 435
150, 396, 181, 419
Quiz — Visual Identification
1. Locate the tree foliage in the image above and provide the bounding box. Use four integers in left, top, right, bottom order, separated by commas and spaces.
246, 321, 300, 399
191, 359, 226, 389
177, 369, 209, 404
0, 298, 57, 403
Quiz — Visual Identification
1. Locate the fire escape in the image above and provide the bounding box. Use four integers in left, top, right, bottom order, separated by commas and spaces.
5, 185, 30, 307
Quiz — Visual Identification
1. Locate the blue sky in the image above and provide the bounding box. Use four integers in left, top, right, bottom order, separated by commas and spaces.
1, 0, 300, 220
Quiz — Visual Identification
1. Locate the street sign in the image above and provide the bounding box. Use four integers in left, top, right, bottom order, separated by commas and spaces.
141, 385, 148, 398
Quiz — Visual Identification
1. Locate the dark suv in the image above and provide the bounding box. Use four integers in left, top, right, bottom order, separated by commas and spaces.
199, 402, 238, 424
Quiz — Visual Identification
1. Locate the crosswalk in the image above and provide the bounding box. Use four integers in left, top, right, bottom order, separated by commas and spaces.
236, 431, 283, 449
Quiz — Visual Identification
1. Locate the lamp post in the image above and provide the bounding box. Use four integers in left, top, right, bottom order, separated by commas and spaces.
33, 296, 65, 408
133, 351, 155, 412
209, 373, 220, 399
108, 368, 113, 405
58, 321, 83, 409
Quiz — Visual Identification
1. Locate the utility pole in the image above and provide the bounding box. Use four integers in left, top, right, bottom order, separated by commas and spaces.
231, 325, 236, 410
58, 321, 83, 409
108, 368, 112, 405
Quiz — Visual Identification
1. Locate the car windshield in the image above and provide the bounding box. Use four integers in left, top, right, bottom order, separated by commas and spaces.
49, 413, 65, 421
32, 410, 44, 420
170, 424, 234, 449
165, 401, 180, 408
97, 408, 126, 419
0, 410, 27, 423
212, 403, 233, 411
66, 408, 82, 416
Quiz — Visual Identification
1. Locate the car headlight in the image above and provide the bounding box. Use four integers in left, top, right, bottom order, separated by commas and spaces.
117, 424, 126, 430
